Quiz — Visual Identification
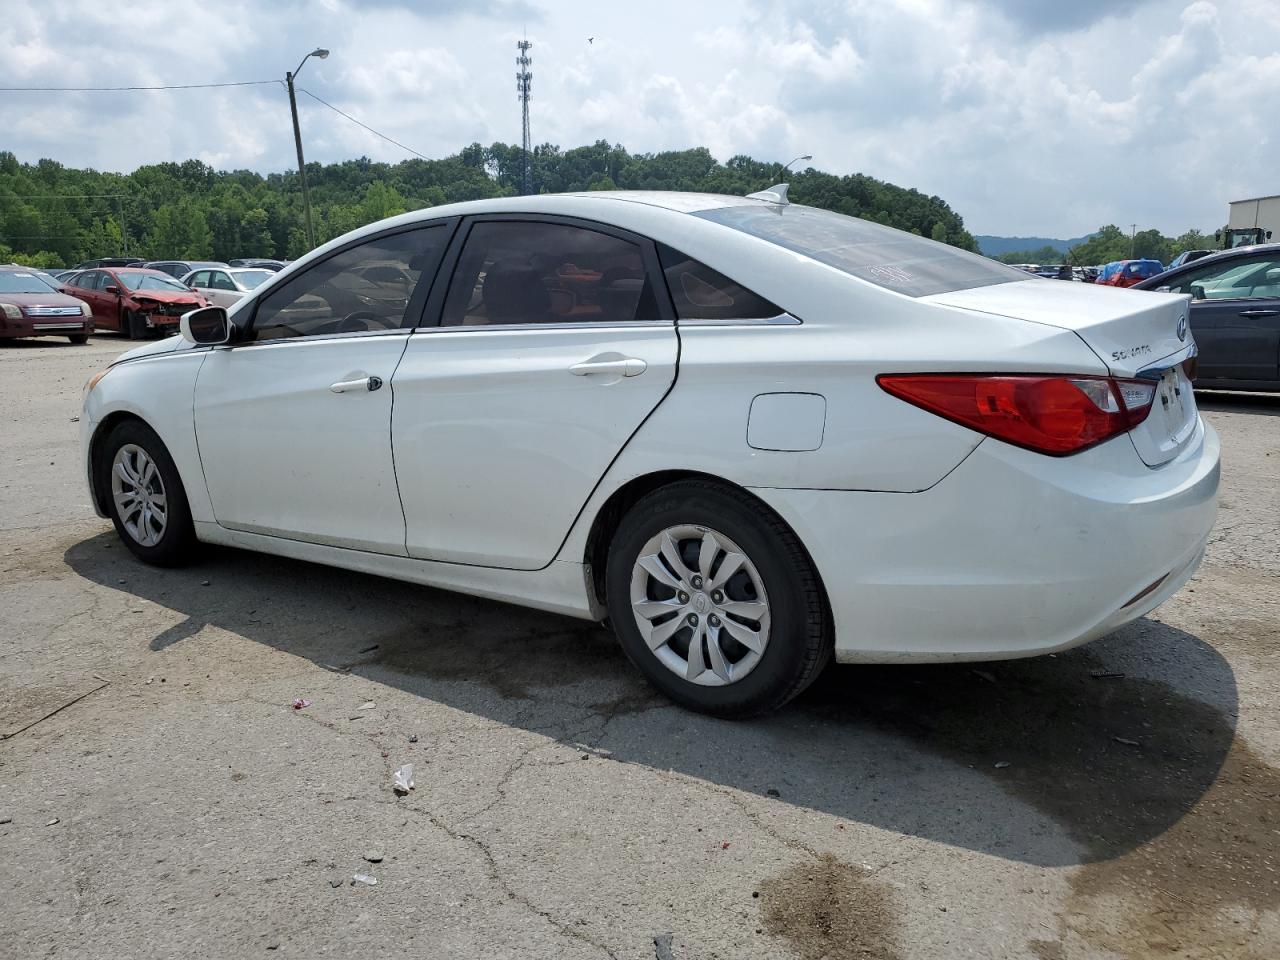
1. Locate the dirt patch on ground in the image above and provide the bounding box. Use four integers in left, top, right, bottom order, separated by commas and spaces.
758, 854, 901, 960
0, 527, 95, 585
1061, 735, 1280, 958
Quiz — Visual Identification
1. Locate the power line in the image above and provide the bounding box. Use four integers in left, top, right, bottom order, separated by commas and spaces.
0, 80, 278, 92
296, 88, 430, 161
0, 194, 129, 200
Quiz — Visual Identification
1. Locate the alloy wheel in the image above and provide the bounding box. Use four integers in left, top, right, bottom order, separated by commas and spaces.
629, 524, 771, 686
111, 443, 168, 547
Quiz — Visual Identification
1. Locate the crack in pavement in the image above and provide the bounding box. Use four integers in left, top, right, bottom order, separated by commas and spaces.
274, 698, 622, 960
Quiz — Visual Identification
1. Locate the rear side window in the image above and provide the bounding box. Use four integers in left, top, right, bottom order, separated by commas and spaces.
658, 245, 783, 320
695, 204, 1028, 298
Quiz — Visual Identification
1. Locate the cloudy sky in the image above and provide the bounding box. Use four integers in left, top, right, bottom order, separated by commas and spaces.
2, 0, 1277, 237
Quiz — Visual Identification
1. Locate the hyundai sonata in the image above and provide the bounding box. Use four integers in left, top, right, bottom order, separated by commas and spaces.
81, 189, 1219, 716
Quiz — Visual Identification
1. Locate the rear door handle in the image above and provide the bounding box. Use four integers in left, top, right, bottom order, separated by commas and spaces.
330, 376, 382, 393
569, 356, 647, 377
1238, 308, 1279, 317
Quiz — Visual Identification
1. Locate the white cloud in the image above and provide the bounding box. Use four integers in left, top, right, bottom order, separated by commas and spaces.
0, 0, 1276, 237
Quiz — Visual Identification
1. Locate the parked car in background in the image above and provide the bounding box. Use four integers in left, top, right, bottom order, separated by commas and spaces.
143, 260, 229, 280
0, 265, 93, 344
228, 258, 287, 271
1135, 243, 1280, 390
182, 266, 275, 308
50, 269, 79, 284
1168, 250, 1214, 270
73, 257, 146, 270
60, 267, 208, 339
1096, 259, 1165, 287
1082, 266, 1100, 283
80, 190, 1216, 716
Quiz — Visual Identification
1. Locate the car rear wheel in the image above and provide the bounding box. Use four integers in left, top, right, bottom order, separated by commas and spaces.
605, 480, 831, 718
67, 333, 89, 345
97, 419, 198, 566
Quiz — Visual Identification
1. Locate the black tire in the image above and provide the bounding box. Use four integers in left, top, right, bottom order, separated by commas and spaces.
123, 309, 146, 340
96, 419, 198, 566
605, 480, 832, 718
67, 333, 89, 345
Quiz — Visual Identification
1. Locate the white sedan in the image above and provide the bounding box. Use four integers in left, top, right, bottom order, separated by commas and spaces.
81, 190, 1219, 716
180, 266, 275, 308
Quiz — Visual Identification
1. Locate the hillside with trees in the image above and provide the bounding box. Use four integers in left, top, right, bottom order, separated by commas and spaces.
0, 143, 976, 268
991, 225, 1214, 267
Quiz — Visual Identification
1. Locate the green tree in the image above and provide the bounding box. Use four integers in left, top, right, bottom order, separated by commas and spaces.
142, 202, 212, 258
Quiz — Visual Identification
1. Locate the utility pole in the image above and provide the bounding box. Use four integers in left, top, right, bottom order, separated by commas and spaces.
517, 39, 533, 195
287, 48, 329, 251
1130, 223, 1137, 258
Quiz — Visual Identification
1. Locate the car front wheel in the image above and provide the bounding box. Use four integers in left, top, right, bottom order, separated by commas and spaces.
123, 309, 147, 340
606, 480, 831, 718
97, 419, 198, 565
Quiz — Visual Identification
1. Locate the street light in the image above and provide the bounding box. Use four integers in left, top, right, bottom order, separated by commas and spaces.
780, 153, 812, 177
286, 48, 329, 251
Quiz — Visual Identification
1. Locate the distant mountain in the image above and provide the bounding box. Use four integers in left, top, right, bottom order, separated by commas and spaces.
975, 234, 1095, 257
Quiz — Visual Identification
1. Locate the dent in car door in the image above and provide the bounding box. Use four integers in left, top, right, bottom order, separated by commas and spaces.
391, 216, 678, 570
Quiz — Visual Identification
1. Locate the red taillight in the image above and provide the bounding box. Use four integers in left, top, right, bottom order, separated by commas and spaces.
877, 374, 1157, 456
1182, 353, 1198, 382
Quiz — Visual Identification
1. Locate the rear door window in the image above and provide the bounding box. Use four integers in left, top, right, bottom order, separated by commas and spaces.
695, 203, 1028, 298
439, 220, 660, 327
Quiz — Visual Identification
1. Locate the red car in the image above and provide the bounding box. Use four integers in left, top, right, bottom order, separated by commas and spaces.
0, 266, 94, 344
1095, 259, 1166, 288
60, 267, 208, 338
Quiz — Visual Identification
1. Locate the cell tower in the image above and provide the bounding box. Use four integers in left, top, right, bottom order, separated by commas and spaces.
516, 39, 533, 195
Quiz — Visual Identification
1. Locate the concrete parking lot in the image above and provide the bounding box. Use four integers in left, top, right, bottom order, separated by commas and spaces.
2, 334, 1277, 960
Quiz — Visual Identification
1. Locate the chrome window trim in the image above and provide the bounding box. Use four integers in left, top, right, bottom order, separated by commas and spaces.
216, 327, 411, 350
675, 313, 802, 327
412, 319, 675, 334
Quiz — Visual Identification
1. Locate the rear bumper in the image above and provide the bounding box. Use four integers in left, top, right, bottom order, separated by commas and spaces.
751, 420, 1220, 662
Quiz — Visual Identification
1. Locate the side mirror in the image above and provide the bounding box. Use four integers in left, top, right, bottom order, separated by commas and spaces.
1189, 284, 1207, 301
105, 285, 121, 295
180, 305, 233, 345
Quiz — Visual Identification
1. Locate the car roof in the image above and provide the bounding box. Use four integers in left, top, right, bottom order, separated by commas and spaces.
107, 267, 179, 276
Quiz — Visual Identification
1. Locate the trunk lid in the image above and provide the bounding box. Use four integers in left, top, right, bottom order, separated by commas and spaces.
923, 279, 1198, 466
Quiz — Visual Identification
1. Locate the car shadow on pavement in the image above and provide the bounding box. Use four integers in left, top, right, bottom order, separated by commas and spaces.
66, 532, 1239, 871
1196, 389, 1280, 416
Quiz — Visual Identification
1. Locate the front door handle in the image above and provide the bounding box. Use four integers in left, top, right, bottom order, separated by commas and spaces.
1238, 308, 1279, 317
330, 376, 383, 393
569, 356, 647, 377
